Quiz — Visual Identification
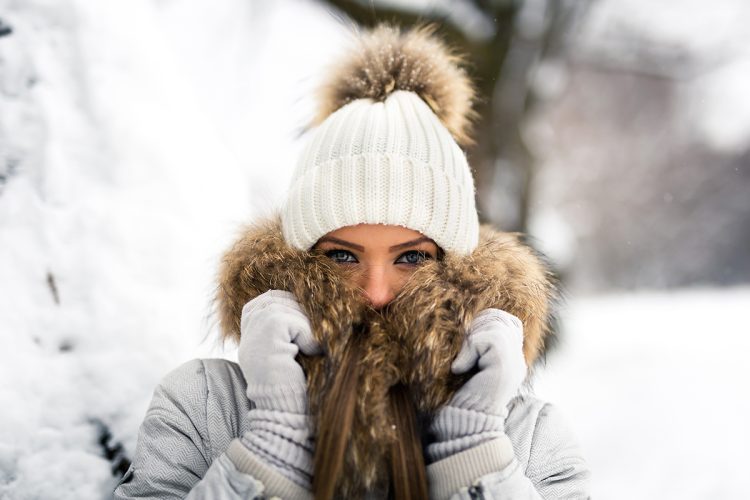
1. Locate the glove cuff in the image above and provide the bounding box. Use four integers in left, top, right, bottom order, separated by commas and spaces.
241, 408, 314, 490
228, 439, 314, 498
426, 436, 516, 500
427, 405, 506, 463
247, 384, 309, 414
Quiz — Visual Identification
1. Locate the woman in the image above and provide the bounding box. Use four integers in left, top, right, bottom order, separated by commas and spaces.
114, 25, 590, 499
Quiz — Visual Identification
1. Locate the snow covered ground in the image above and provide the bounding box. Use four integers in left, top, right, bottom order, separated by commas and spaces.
533, 289, 750, 499
1, 0, 749, 499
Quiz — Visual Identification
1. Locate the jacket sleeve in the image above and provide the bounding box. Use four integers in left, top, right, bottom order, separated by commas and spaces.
427, 403, 591, 500
113, 360, 312, 500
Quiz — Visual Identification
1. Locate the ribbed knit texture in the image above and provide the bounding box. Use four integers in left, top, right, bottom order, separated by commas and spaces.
426, 405, 507, 463
426, 436, 516, 500
281, 90, 479, 254
240, 404, 315, 489
227, 439, 314, 500
245, 384, 308, 414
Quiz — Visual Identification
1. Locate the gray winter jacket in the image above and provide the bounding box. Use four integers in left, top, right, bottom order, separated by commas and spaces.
113, 358, 590, 500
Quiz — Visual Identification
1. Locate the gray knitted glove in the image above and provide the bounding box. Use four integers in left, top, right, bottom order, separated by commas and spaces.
426, 308, 527, 463
237, 290, 322, 489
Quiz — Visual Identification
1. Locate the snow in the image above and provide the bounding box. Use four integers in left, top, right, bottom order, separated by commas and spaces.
1, 0, 749, 498
534, 288, 750, 499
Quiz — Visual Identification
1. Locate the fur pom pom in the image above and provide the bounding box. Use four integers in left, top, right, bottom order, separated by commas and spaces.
314, 24, 477, 146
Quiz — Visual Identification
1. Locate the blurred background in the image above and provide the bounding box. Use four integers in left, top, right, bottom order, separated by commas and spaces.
1, 0, 748, 498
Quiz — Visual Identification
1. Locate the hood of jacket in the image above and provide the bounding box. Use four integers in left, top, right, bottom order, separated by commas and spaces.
215, 215, 558, 496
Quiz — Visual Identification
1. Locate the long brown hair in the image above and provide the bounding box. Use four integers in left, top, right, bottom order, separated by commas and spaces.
386, 383, 429, 499
312, 331, 429, 500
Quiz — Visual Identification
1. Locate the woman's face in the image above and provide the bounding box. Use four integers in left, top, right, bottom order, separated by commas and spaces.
314, 224, 440, 309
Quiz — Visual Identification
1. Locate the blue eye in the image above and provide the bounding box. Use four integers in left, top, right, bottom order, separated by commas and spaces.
325, 249, 358, 264
395, 250, 431, 265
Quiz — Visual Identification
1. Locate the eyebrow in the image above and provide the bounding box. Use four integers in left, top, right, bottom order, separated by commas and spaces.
316, 236, 365, 252
387, 237, 433, 252
316, 236, 433, 253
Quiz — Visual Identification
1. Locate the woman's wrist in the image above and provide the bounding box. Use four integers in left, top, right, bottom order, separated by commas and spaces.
228, 439, 314, 499
427, 404, 507, 463
426, 436, 516, 500
240, 412, 314, 490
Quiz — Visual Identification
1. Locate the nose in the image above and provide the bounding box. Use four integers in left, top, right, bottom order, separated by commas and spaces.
362, 265, 395, 309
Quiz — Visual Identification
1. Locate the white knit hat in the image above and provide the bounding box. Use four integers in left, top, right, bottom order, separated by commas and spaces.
281, 25, 480, 255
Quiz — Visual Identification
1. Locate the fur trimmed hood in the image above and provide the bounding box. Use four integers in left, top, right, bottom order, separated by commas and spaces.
215, 215, 557, 496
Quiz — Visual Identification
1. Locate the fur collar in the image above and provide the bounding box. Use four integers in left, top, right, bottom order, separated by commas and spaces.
215, 216, 557, 495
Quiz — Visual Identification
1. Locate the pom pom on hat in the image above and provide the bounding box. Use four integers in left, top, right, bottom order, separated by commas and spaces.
314, 24, 478, 146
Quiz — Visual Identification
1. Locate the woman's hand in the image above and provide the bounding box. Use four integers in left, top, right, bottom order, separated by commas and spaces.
426, 308, 527, 464
449, 308, 527, 415
238, 289, 322, 412
237, 290, 322, 489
